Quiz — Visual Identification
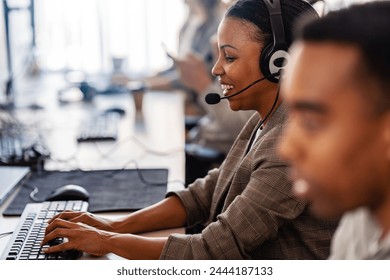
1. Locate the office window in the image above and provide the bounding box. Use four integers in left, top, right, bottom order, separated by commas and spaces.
33, 0, 186, 76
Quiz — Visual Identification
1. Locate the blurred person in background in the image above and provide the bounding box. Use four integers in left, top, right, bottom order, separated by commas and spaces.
113, 0, 223, 118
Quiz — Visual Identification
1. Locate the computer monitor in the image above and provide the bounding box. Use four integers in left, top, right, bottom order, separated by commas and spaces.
0, 0, 35, 109
0, 0, 12, 108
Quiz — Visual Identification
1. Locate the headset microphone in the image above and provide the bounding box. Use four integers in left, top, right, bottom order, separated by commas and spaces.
205, 72, 280, 105
204, 93, 222, 105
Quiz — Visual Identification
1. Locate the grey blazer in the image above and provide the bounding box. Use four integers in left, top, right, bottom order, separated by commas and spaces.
161, 103, 338, 259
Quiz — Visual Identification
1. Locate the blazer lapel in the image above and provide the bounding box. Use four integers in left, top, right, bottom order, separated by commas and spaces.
208, 113, 259, 221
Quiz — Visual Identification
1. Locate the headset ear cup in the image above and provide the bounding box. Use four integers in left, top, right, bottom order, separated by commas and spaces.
260, 44, 289, 84
259, 43, 273, 81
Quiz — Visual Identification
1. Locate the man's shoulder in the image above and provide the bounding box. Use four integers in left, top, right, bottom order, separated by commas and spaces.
329, 207, 384, 259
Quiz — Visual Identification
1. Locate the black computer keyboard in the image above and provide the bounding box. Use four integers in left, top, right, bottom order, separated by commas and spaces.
0, 133, 49, 168
1, 200, 89, 260
77, 112, 120, 142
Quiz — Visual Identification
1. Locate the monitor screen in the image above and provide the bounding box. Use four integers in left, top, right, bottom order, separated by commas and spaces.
0, 1, 10, 106
0, 0, 34, 108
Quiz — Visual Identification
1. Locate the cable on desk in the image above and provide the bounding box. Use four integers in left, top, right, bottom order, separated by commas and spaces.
21, 182, 42, 202
90, 134, 183, 160
129, 136, 183, 156
129, 159, 184, 187
103, 158, 167, 186
0, 231, 13, 239
47, 144, 81, 171
90, 135, 134, 160
17, 129, 185, 197
89, 136, 185, 186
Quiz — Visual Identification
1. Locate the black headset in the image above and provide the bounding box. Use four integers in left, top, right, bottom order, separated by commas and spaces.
260, 0, 289, 83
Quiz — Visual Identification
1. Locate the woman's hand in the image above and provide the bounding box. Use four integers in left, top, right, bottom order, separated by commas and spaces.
42, 218, 114, 256
48, 211, 117, 232
42, 217, 168, 259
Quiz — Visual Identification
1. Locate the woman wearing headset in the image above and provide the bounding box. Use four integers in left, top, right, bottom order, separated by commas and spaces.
42, 0, 338, 260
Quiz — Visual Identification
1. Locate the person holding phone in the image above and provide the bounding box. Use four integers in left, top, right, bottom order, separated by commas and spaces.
113, 0, 221, 93
112, 0, 223, 134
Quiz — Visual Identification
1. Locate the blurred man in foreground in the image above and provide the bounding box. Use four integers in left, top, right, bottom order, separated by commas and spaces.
279, 1, 390, 259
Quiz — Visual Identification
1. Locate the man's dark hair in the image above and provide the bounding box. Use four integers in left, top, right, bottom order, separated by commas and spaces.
226, 0, 318, 49
297, 1, 390, 112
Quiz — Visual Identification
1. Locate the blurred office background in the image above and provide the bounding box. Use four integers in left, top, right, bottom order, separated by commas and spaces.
0, 0, 186, 101
0, 0, 378, 104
